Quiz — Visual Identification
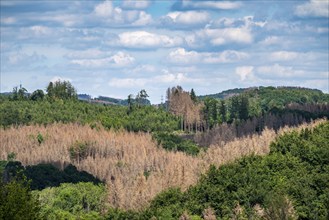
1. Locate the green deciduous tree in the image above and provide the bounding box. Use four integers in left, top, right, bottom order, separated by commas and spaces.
136, 89, 149, 107
11, 85, 28, 101
30, 89, 45, 101
46, 80, 77, 100
36, 182, 107, 219
190, 88, 197, 103
0, 175, 40, 220
239, 95, 249, 121
127, 94, 134, 114
219, 100, 227, 123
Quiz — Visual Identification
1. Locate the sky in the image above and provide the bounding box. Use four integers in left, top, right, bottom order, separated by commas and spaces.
1, 0, 328, 103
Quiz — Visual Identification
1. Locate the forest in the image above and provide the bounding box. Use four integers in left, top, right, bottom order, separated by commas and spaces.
1, 80, 329, 219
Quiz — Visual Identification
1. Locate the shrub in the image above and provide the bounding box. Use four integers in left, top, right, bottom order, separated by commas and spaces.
153, 132, 200, 156
69, 141, 93, 162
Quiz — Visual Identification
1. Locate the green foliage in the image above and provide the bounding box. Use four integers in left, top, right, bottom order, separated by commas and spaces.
143, 170, 151, 180
30, 89, 45, 101
0, 173, 40, 220
35, 182, 107, 219
135, 89, 149, 107
153, 132, 200, 156
95, 95, 151, 106
0, 101, 28, 127
203, 97, 219, 128
190, 88, 197, 103
7, 152, 16, 161
105, 208, 141, 220
46, 80, 77, 100
10, 85, 28, 101
256, 86, 329, 111
200, 86, 329, 128
142, 121, 329, 219
147, 188, 186, 219
69, 141, 93, 162
263, 191, 296, 220
37, 133, 44, 145
228, 94, 249, 121
198, 87, 248, 100
0, 100, 179, 132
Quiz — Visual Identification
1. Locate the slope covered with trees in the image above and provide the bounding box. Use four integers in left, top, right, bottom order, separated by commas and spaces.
201, 86, 329, 126
0, 120, 324, 213
127, 120, 329, 219
1, 81, 328, 219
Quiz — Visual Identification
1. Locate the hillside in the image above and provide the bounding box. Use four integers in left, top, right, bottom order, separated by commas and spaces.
1, 120, 327, 219
0, 120, 324, 209
199, 86, 328, 103
1, 82, 329, 219
137, 120, 329, 219
198, 87, 249, 100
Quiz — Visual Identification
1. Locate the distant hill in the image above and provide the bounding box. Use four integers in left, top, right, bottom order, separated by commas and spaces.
198, 87, 250, 100
78, 94, 151, 106
0, 92, 12, 96
199, 86, 328, 103
77, 94, 91, 101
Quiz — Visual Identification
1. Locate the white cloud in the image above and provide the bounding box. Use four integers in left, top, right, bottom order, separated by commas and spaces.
51, 15, 80, 27
188, 26, 253, 47
181, 16, 262, 46
163, 11, 210, 27
6, 52, 46, 65
167, 48, 249, 65
207, 27, 253, 45
295, 0, 329, 17
109, 78, 146, 88
121, 0, 151, 9
111, 51, 135, 66
115, 31, 183, 48
259, 36, 280, 46
93, 1, 152, 26
269, 51, 320, 62
1, 17, 16, 25
317, 27, 329, 33
243, 16, 267, 28
30, 26, 52, 36
132, 64, 157, 73
236, 66, 254, 81
65, 49, 111, 59
154, 72, 193, 84
108, 71, 201, 88
71, 51, 135, 68
181, 1, 242, 10
213, 16, 266, 29
256, 64, 306, 78
132, 11, 153, 26
167, 48, 200, 64
269, 51, 299, 61
94, 1, 114, 17
204, 50, 249, 63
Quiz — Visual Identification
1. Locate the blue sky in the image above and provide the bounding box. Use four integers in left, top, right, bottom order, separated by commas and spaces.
1, 0, 328, 103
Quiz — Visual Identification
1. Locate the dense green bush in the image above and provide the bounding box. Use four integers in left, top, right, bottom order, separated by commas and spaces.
153, 132, 201, 156
35, 182, 107, 219
141, 121, 329, 219
0, 172, 40, 220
